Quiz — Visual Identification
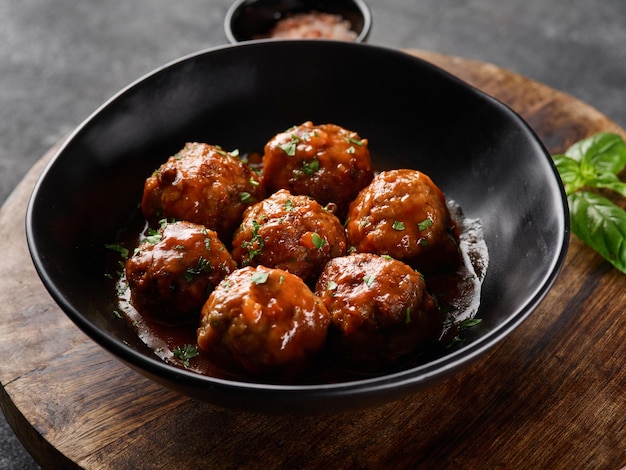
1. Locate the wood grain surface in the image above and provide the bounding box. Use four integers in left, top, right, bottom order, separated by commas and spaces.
1, 50, 625, 469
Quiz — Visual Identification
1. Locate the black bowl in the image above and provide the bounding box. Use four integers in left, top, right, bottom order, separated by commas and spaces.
225, 0, 372, 43
26, 41, 569, 414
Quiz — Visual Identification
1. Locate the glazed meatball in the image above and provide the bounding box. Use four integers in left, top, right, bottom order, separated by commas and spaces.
231, 189, 347, 283
125, 221, 237, 322
315, 253, 442, 369
345, 169, 460, 275
141, 142, 265, 241
197, 266, 331, 379
262, 122, 374, 217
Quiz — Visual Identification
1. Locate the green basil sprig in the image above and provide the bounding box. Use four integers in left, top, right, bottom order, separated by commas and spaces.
552, 132, 626, 273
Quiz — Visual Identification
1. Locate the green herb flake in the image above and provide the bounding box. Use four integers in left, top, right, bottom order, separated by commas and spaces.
184, 257, 212, 282
251, 271, 270, 285
327, 280, 338, 291
311, 232, 327, 249
105, 243, 129, 259
418, 217, 434, 231
242, 219, 264, 263
280, 134, 301, 156
240, 191, 255, 204
143, 229, 162, 245
344, 137, 364, 146
460, 318, 483, 329
392, 221, 405, 231
446, 336, 464, 349
363, 274, 375, 288
405, 307, 411, 324
301, 158, 320, 175
172, 344, 199, 368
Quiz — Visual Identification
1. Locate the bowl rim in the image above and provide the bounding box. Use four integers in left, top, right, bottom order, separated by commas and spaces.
25, 40, 570, 407
223, 0, 373, 44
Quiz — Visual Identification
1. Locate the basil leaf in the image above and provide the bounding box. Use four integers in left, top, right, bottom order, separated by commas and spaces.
552, 154, 586, 195
565, 132, 626, 174
568, 191, 626, 273
586, 173, 626, 198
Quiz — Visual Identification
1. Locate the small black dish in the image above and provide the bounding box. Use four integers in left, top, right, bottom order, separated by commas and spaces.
225, 0, 372, 43
26, 41, 569, 414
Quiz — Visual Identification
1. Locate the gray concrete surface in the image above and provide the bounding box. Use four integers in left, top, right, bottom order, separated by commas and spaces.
1, 0, 625, 467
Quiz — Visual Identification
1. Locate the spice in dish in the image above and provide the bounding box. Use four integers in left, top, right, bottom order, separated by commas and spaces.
264, 11, 358, 41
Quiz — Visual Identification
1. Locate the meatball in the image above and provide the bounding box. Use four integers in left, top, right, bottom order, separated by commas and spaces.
231, 189, 347, 283
262, 121, 373, 217
315, 253, 442, 369
345, 169, 460, 275
125, 221, 237, 322
197, 266, 331, 379
141, 142, 265, 241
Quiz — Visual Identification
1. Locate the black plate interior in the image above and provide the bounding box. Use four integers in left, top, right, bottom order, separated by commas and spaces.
26, 41, 569, 413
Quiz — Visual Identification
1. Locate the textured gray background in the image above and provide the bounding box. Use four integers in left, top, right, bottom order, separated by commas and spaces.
2, 0, 625, 467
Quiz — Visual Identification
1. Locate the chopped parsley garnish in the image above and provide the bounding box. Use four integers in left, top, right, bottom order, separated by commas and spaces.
240, 191, 255, 204
280, 134, 300, 156
301, 158, 320, 175
446, 317, 483, 349
241, 220, 264, 263
418, 217, 434, 231
311, 232, 327, 249
143, 229, 162, 245
184, 257, 212, 282
460, 318, 483, 328
392, 221, 405, 231
172, 344, 199, 368
105, 243, 129, 259
251, 271, 270, 285
363, 274, 375, 288
344, 137, 364, 146
215, 147, 239, 158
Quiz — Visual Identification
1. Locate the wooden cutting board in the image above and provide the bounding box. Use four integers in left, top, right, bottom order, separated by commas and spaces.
1, 50, 625, 469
